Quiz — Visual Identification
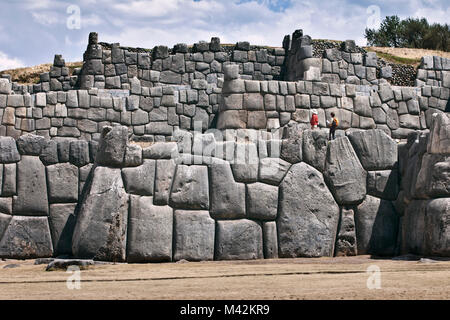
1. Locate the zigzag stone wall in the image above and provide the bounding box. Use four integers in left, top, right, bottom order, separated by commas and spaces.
0, 30, 449, 261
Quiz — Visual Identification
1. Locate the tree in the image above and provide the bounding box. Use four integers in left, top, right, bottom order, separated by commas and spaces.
364, 16, 449, 52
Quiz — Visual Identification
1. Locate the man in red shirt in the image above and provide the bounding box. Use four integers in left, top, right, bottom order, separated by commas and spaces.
310, 109, 319, 129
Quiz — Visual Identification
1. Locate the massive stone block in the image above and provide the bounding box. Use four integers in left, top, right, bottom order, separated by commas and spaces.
427, 113, 450, 154
335, 208, 357, 256
367, 170, 399, 200
347, 129, 398, 170
246, 182, 278, 220
49, 203, 77, 255
280, 123, 303, 164
122, 160, 155, 196
302, 129, 328, 172
16, 134, 46, 156
425, 198, 449, 256
263, 221, 278, 259
0, 216, 53, 259
71, 167, 129, 261
209, 159, 246, 219
401, 200, 428, 255
154, 159, 176, 205
0, 136, 20, 163
258, 158, 291, 185
324, 137, 367, 205
46, 163, 79, 203
13, 156, 49, 215
355, 195, 399, 256
170, 165, 209, 209
127, 195, 173, 262
231, 142, 258, 183
173, 210, 215, 261
278, 162, 340, 257
96, 125, 129, 167
215, 219, 263, 260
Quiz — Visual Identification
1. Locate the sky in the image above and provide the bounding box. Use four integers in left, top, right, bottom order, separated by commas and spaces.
0, 0, 448, 70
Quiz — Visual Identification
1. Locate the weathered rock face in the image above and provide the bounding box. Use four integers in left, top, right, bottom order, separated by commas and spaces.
0, 136, 20, 163
425, 198, 450, 256
355, 195, 399, 256
262, 221, 278, 259
367, 170, 399, 200
278, 162, 340, 257
335, 208, 357, 256
96, 126, 129, 167
414, 154, 450, 198
174, 210, 215, 261
49, 203, 77, 255
46, 163, 79, 203
154, 159, 176, 205
246, 182, 278, 220
281, 123, 303, 163
71, 166, 129, 261
13, 156, 49, 215
170, 165, 209, 210
122, 160, 156, 196
127, 195, 173, 262
324, 137, 367, 205
0, 216, 53, 259
302, 129, 328, 171
427, 113, 450, 154
209, 160, 246, 219
215, 219, 263, 260
347, 129, 398, 170
258, 157, 291, 185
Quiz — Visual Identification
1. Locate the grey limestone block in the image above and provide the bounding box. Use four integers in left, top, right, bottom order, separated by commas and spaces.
263, 221, 278, 259
96, 125, 129, 167
46, 163, 79, 203
13, 156, 48, 215
122, 159, 155, 196
258, 157, 291, 185
0, 216, 53, 259
246, 182, 278, 220
215, 219, 263, 260
127, 195, 173, 262
49, 203, 77, 255
2, 163, 16, 196
69, 140, 90, 167
16, 134, 46, 156
367, 170, 399, 200
0, 136, 20, 163
209, 159, 245, 219
355, 195, 399, 256
231, 142, 258, 183
72, 166, 129, 261
154, 159, 176, 205
174, 210, 215, 261
170, 164, 209, 210
347, 129, 398, 170
323, 136, 367, 205
334, 208, 357, 256
277, 162, 339, 258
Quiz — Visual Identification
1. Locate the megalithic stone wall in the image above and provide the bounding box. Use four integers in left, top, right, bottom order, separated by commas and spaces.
0, 29, 449, 262
215, 64, 448, 139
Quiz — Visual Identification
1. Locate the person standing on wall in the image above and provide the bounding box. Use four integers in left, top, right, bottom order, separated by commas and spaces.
310, 109, 319, 130
327, 112, 338, 140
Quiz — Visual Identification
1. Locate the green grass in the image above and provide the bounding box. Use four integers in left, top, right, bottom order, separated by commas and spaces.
365, 49, 420, 65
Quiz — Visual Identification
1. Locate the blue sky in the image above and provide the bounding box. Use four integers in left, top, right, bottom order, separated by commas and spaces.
0, 0, 448, 70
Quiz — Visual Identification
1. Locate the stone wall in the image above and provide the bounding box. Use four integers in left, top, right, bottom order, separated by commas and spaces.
0, 29, 449, 262
216, 64, 448, 139
398, 113, 449, 256
415, 56, 450, 88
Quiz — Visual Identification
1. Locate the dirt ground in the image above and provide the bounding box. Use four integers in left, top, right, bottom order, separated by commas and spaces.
1, 255, 449, 300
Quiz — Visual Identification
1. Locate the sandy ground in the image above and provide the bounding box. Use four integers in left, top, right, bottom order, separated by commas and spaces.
0, 255, 449, 300
366, 47, 450, 60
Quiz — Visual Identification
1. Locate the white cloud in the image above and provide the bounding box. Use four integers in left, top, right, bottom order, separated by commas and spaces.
0, 51, 25, 71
